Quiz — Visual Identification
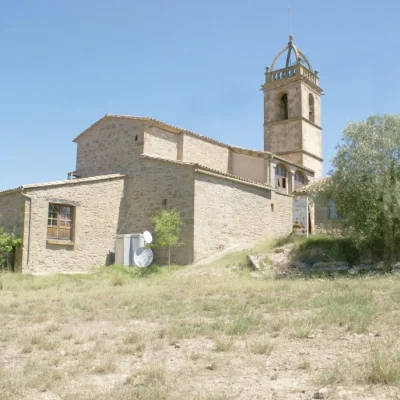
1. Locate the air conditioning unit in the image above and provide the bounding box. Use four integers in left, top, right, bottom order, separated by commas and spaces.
115, 234, 145, 266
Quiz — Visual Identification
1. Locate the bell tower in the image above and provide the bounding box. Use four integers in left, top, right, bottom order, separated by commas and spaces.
262, 35, 324, 178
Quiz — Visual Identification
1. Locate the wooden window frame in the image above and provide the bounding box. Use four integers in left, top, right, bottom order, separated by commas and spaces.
275, 163, 289, 193
47, 203, 74, 242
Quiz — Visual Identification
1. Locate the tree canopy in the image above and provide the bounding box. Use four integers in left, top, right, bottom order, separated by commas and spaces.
0, 227, 22, 270
151, 209, 181, 266
318, 114, 400, 261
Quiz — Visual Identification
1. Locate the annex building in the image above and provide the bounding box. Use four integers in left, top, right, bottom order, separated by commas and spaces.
0, 35, 324, 273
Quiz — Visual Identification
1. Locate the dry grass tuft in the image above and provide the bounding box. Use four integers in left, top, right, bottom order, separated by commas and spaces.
249, 338, 273, 355
214, 336, 234, 352
93, 356, 117, 374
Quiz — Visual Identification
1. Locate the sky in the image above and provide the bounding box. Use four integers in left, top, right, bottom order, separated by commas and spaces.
1, 0, 399, 191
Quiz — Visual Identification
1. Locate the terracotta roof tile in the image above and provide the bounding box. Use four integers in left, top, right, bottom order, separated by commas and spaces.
0, 174, 125, 197
293, 177, 330, 194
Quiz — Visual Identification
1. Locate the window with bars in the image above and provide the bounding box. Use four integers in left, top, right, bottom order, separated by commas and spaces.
47, 204, 74, 241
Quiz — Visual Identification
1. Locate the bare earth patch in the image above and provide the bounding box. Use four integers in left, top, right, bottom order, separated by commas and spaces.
1, 258, 400, 399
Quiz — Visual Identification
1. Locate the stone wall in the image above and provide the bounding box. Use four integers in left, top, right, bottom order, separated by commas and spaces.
263, 76, 323, 179
301, 85, 321, 127
264, 119, 302, 154
75, 118, 145, 177
193, 172, 293, 261
264, 80, 302, 123
143, 127, 178, 160
22, 177, 125, 274
231, 152, 267, 183
314, 199, 342, 235
269, 190, 294, 236
119, 158, 195, 265
302, 154, 323, 180
0, 192, 24, 235
182, 133, 229, 173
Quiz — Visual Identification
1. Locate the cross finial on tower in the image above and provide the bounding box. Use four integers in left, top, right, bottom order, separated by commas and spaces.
288, 5, 292, 37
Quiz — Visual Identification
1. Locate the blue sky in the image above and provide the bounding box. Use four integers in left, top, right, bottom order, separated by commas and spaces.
1, 0, 398, 190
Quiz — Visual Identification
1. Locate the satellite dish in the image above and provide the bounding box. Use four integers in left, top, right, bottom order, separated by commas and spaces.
143, 231, 153, 244
134, 247, 154, 268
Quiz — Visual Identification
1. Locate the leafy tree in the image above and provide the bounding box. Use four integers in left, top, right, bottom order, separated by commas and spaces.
0, 227, 22, 270
151, 209, 181, 266
315, 114, 400, 263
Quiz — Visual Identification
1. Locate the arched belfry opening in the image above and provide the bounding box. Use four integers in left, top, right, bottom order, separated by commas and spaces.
280, 93, 288, 120
308, 93, 315, 123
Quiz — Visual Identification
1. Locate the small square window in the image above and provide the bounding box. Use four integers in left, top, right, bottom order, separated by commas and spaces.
271, 204, 274, 212
47, 203, 74, 241
163, 199, 167, 206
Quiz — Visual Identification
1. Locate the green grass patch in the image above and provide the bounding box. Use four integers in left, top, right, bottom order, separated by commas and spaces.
294, 236, 360, 265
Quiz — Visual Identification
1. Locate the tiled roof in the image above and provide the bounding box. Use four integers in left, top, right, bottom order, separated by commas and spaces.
228, 145, 315, 173
73, 114, 229, 148
293, 177, 331, 194
73, 114, 315, 173
141, 154, 274, 191
0, 174, 125, 197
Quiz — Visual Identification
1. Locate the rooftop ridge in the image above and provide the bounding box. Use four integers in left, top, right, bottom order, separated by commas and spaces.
74, 114, 314, 173
0, 174, 125, 197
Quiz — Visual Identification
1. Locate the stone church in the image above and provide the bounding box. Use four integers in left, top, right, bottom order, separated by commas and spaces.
0, 35, 324, 273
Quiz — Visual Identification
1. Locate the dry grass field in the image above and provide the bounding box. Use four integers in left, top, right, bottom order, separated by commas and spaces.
1, 245, 400, 400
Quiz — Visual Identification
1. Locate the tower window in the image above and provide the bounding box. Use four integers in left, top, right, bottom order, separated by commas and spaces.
280, 93, 288, 120
308, 93, 315, 123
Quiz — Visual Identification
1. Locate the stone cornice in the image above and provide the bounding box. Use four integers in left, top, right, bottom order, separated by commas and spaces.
275, 149, 324, 162
264, 116, 322, 130
261, 76, 324, 95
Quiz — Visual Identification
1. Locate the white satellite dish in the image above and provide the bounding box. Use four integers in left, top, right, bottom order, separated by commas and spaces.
143, 231, 153, 244
134, 247, 154, 268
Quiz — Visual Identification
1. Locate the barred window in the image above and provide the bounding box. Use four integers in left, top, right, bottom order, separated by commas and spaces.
47, 204, 74, 241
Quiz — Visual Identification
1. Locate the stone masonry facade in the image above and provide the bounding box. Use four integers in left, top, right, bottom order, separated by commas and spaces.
194, 173, 292, 260
0, 35, 324, 272
22, 176, 124, 274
